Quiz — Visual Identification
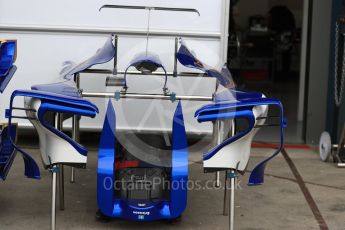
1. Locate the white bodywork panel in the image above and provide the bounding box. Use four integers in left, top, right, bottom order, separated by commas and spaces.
204, 103, 268, 171
24, 97, 87, 167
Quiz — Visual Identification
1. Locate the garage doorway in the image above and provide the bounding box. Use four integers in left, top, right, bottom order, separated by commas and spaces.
228, 0, 310, 143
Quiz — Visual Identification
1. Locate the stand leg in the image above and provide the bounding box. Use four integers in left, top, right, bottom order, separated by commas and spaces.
55, 113, 64, 211
215, 120, 222, 188
70, 167, 75, 183
224, 120, 236, 217
223, 170, 229, 216
51, 167, 57, 230
215, 171, 221, 188
229, 170, 236, 230
71, 113, 79, 183
58, 164, 64, 211
336, 124, 345, 163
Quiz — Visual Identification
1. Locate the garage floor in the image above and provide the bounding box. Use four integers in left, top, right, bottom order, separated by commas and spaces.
0, 141, 344, 230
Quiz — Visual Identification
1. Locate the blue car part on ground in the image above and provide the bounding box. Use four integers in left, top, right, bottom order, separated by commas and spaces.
97, 100, 188, 221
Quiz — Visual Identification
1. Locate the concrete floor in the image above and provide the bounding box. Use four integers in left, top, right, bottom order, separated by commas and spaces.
1, 146, 345, 230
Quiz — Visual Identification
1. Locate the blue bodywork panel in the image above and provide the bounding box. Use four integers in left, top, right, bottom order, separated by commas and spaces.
195, 90, 284, 186
0, 124, 40, 180
0, 41, 16, 77
0, 41, 17, 93
8, 90, 98, 156
61, 35, 116, 77
215, 89, 263, 103
124, 52, 168, 90
177, 40, 233, 87
0, 41, 40, 180
2, 89, 99, 178
129, 53, 164, 72
32, 36, 116, 97
0, 125, 18, 180
1, 37, 108, 179
9, 90, 98, 113
97, 100, 116, 217
97, 100, 188, 221
0, 65, 17, 93
32, 80, 80, 98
